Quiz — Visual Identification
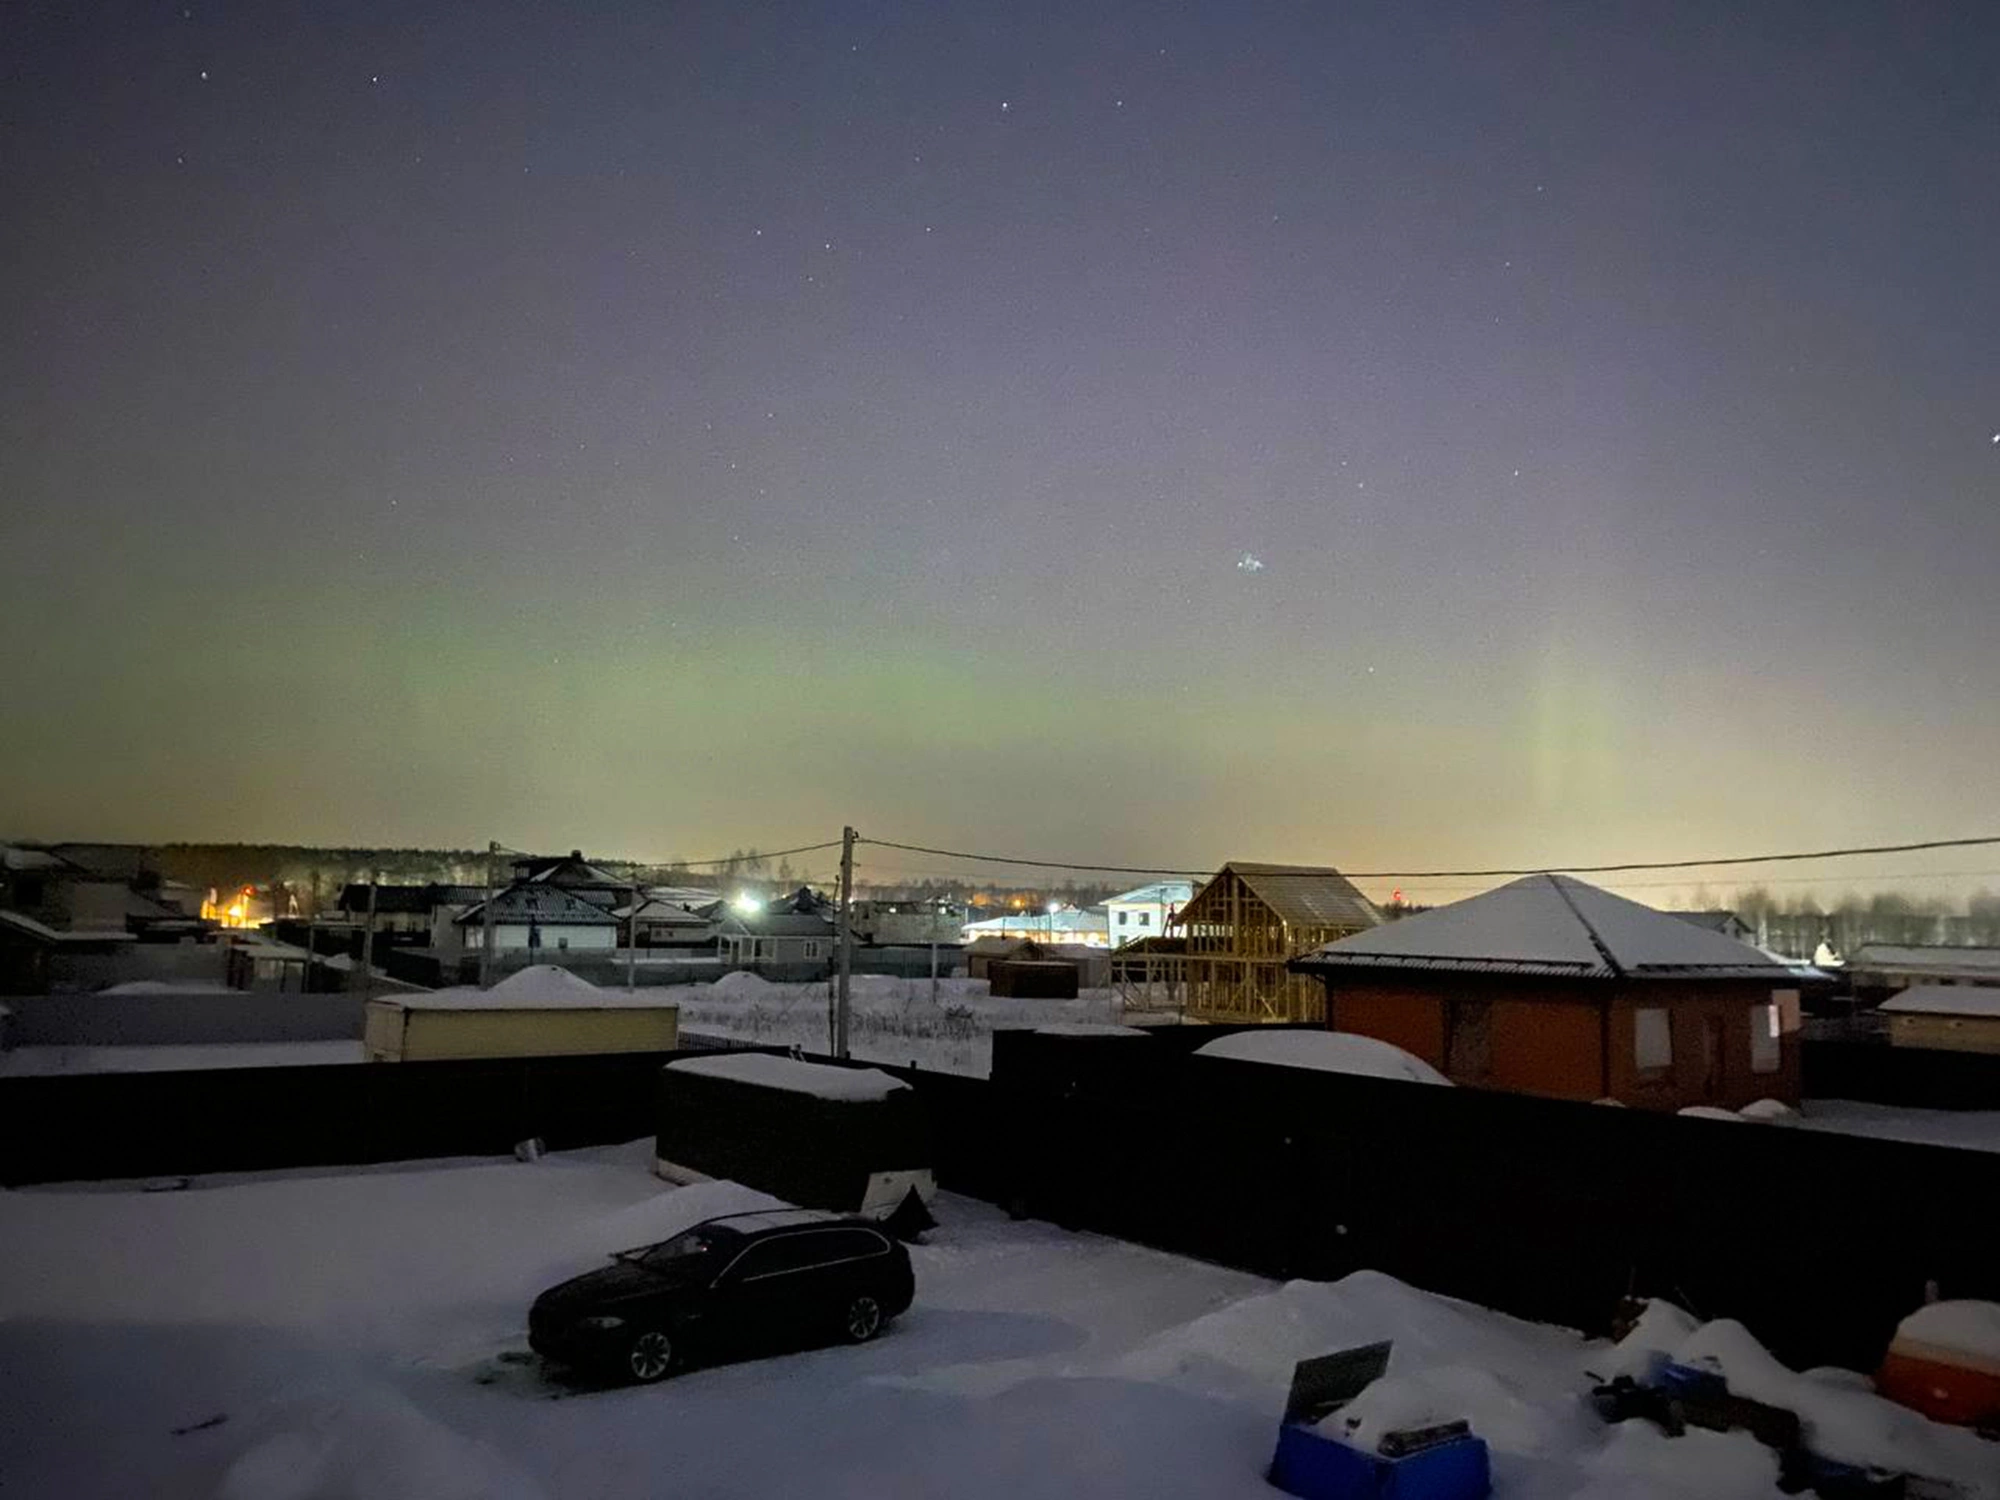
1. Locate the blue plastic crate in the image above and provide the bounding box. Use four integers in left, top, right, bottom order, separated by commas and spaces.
1268, 1422, 1492, 1500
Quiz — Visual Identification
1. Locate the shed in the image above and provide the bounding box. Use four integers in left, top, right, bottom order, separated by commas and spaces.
1878, 985, 2000, 1055
988, 959, 1080, 999
362, 965, 678, 1061
1291, 874, 1802, 1111
656, 1052, 934, 1217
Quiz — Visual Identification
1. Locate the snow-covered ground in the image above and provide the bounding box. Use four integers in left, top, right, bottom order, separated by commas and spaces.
674, 971, 1124, 1075
6, 1143, 1992, 1499
1794, 1098, 2000, 1154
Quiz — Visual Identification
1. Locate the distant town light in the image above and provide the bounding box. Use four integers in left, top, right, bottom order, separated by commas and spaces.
1046, 901, 1062, 915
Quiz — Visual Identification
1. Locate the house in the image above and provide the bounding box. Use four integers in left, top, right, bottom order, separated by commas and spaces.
617, 896, 720, 950
453, 884, 620, 954
1671, 910, 1755, 943
1104, 881, 1195, 949
1, 844, 205, 941
1845, 944, 2000, 1002
363, 965, 677, 1061
1149, 863, 1379, 1022
508, 850, 632, 910
959, 906, 1111, 948
336, 884, 441, 939
849, 899, 965, 947
1877, 985, 2000, 1055
714, 888, 835, 975
1290, 873, 1802, 1111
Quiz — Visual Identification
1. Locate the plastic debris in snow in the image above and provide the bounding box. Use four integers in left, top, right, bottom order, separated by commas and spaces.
1194, 1029, 1452, 1086
1878, 1300, 2000, 1430
1269, 1340, 1492, 1500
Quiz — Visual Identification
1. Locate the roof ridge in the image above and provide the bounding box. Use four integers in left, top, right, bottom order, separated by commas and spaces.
1545, 873, 1625, 978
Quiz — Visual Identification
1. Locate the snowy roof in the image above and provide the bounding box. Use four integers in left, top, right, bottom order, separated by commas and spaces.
1194, 1029, 1451, 1085
1106, 881, 1196, 907
1848, 944, 2000, 980
615, 898, 715, 925
1879, 984, 2000, 1019
388, 965, 673, 1010
453, 885, 619, 926
1033, 1023, 1150, 1038
962, 909, 1109, 936
1295, 874, 1787, 980
337, 884, 438, 915
665, 1052, 909, 1101
1670, 910, 1748, 933
1181, 863, 1379, 933
0, 909, 137, 944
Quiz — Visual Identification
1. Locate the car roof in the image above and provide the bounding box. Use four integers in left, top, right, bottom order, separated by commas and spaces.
700, 1208, 866, 1235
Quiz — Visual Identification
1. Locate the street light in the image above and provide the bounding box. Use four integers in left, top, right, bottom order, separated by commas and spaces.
1045, 899, 1060, 944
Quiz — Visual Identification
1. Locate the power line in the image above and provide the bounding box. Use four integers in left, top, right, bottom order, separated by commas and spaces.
858, 833, 2000, 882
663, 838, 846, 871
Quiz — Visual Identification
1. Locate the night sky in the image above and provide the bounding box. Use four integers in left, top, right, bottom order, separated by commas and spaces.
4, 2, 1997, 898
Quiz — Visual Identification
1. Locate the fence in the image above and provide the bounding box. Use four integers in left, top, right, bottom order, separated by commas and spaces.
2, 990, 364, 1048
1801, 1035, 2000, 1111
983, 1030, 2000, 1372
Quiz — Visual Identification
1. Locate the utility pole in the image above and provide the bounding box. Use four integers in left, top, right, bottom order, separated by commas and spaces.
626, 867, 640, 993
835, 826, 856, 1058
360, 876, 378, 1002
480, 842, 498, 989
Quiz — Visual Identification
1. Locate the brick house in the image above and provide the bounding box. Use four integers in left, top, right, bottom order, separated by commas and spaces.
1290, 873, 1802, 1110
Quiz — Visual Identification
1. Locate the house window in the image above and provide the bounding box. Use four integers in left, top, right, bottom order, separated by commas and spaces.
557, 936, 569, 951
803, 941, 822, 959
1138, 912, 1150, 927
754, 938, 774, 960
1750, 1002, 1781, 1073
1444, 999, 1492, 1082
1635, 1008, 1673, 1072
1117, 911, 1129, 926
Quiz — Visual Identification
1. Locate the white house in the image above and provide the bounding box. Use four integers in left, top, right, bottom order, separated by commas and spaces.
1103, 881, 1194, 949
453, 885, 619, 954
959, 906, 1111, 948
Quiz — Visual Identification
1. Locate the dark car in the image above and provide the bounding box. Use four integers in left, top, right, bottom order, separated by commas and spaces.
528, 1209, 916, 1384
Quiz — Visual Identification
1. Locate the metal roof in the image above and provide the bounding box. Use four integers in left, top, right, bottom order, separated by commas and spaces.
1294, 873, 1787, 982
1847, 944, 2000, 979
453, 885, 619, 926
1180, 863, 1379, 933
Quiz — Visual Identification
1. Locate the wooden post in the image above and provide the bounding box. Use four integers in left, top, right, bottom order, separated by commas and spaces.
626, 872, 639, 992
480, 842, 498, 989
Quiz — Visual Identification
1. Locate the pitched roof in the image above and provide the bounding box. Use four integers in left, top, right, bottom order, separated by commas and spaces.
1106, 881, 1196, 907
615, 897, 715, 926
1671, 910, 1749, 934
1847, 944, 2000, 980
1879, 984, 2000, 1019
1181, 863, 1379, 932
338, 884, 438, 915
1294, 873, 1787, 980
453, 885, 620, 926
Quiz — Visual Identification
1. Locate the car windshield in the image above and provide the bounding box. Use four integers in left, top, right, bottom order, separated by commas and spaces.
614, 1228, 728, 1269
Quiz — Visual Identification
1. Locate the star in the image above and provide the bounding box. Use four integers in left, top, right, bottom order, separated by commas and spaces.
1000, 101, 1010, 112
1990, 433, 1999, 445
198, 69, 209, 80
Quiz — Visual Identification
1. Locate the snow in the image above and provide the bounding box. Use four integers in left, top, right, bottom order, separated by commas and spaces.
1896, 1301, 2000, 1362
0, 1040, 366, 1076
1673, 1317, 1997, 1490
395, 966, 673, 1011
1587, 1299, 1701, 1384
675, 972, 1127, 1076
96, 980, 239, 995
1194, 1029, 1451, 1086
1792, 1098, 2000, 1154
1737, 1099, 1797, 1121
1033, 1022, 1149, 1037
665, 1050, 909, 1101
1879, 984, 2000, 1018
11, 1139, 1968, 1500
1676, 1106, 1747, 1124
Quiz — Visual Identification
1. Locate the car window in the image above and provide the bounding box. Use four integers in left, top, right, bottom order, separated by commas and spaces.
638, 1228, 729, 1270
728, 1229, 884, 1281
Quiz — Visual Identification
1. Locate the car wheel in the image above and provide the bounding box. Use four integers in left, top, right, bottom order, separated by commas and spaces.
624, 1327, 676, 1383
842, 1294, 884, 1344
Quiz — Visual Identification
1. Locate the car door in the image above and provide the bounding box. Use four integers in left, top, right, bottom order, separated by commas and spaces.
712, 1233, 826, 1349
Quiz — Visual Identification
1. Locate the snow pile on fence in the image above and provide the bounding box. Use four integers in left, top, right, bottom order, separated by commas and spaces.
1193, 1029, 1451, 1086
665, 1051, 909, 1101
674, 972, 1124, 1075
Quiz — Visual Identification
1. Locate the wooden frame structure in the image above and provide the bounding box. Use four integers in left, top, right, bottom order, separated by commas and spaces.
1117, 863, 1379, 1022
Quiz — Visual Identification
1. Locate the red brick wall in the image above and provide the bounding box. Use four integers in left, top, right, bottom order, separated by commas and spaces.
1329, 983, 1447, 1070
1320, 974, 1802, 1109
